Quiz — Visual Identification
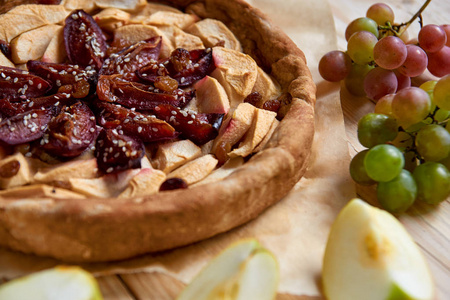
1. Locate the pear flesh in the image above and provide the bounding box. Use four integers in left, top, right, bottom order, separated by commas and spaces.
177, 239, 279, 300
0, 266, 103, 300
323, 199, 434, 300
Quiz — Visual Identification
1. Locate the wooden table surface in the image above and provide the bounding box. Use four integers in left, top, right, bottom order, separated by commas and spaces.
95, 0, 450, 299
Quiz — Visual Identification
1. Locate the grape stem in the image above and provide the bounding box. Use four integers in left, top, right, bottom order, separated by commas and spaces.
378, 0, 432, 36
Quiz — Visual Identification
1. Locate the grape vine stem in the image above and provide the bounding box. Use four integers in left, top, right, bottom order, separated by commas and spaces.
397, 0, 432, 33
379, 0, 432, 36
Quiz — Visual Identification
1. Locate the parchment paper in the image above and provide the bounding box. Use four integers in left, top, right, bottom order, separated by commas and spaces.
0, 0, 355, 297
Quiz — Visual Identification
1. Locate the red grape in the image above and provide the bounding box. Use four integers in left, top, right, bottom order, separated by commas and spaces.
391, 87, 431, 128
427, 46, 450, 77
394, 70, 411, 91
319, 51, 352, 82
418, 24, 447, 53
397, 44, 428, 77
364, 67, 398, 100
442, 24, 450, 47
374, 36, 407, 69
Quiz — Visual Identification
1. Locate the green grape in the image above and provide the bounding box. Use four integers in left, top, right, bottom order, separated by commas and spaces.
347, 31, 378, 65
344, 63, 374, 96
374, 94, 395, 117
364, 144, 405, 182
349, 150, 376, 185
439, 153, 450, 170
419, 80, 437, 95
357, 113, 398, 148
413, 162, 450, 204
345, 17, 379, 40
377, 169, 417, 213
435, 108, 450, 122
433, 75, 450, 110
392, 87, 432, 129
415, 124, 450, 161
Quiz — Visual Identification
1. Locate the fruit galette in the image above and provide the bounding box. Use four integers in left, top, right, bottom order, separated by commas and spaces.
0, 0, 315, 262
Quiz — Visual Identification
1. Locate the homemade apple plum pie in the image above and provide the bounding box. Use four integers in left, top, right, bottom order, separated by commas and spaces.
0, 0, 315, 261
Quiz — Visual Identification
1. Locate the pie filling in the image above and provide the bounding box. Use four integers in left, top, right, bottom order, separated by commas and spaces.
0, 1, 284, 198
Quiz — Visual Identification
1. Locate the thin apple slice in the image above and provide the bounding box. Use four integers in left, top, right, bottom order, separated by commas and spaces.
95, 0, 146, 12
229, 108, 277, 158
252, 67, 282, 103
0, 51, 14, 68
68, 169, 139, 198
177, 239, 279, 300
119, 168, 166, 198
193, 75, 230, 114
157, 25, 204, 51
10, 24, 62, 64
0, 152, 34, 189
93, 8, 130, 33
152, 140, 202, 174
34, 158, 98, 184
211, 102, 257, 163
62, 0, 96, 13
167, 154, 218, 185
322, 199, 435, 300
186, 18, 242, 51
41, 27, 67, 64
145, 11, 197, 30
0, 266, 102, 300
0, 5, 69, 43
129, 3, 184, 24
113, 24, 174, 58
192, 156, 244, 187
211, 47, 258, 108
0, 184, 86, 199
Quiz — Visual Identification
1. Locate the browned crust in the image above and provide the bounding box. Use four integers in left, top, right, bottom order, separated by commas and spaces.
0, 0, 316, 262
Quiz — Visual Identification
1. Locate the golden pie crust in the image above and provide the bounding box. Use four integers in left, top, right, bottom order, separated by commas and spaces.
0, 0, 316, 262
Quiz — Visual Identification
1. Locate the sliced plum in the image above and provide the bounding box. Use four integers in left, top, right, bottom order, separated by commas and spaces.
42, 101, 97, 157
152, 104, 223, 145
0, 106, 58, 145
137, 48, 215, 87
94, 100, 178, 142
0, 66, 51, 99
0, 93, 72, 118
100, 36, 162, 81
95, 128, 144, 174
64, 9, 108, 70
27, 60, 96, 98
97, 74, 193, 110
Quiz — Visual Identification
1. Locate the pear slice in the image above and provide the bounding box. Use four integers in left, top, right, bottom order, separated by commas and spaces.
0, 266, 103, 300
177, 239, 279, 300
322, 199, 435, 300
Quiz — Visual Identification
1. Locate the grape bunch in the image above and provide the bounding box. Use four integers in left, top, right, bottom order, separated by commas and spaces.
320, 2, 450, 213
319, 2, 450, 99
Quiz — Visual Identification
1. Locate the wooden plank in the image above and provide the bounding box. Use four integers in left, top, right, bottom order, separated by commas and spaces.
97, 275, 135, 300
120, 272, 185, 300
